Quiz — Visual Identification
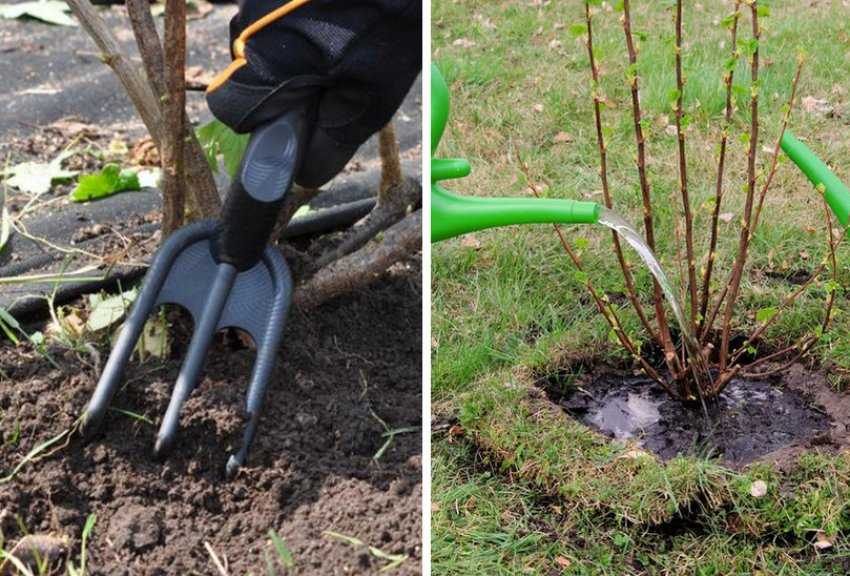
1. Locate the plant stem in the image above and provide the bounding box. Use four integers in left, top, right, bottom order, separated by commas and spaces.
622, 0, 680, 378
161, 0, 187, 235
673, 0, 698, 332
699, 2, 740, 340
719, 1, 760, 372
584, 1, 659, 344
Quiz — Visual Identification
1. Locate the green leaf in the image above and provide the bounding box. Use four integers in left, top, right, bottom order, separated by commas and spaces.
568, 23, 587, 38
0, 1, 77, 26
268, 529, 295, 569
720, 13, 737, 30
196, 119, 250, 178
756, 307, 777, 324
574, 270, 589, 285
756, 4, 771, 18
0, 307, 21, 344
86, 288, 138, 332
1, 149, 77, 195
71, 164, 140, 202
0, 207, 11, 253
668, 88, 681, 104
574, 237, 590, 250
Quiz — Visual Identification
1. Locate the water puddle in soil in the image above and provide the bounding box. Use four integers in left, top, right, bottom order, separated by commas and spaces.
549, 372, 830, 465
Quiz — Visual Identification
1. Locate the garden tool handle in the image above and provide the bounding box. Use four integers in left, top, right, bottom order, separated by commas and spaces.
213, 108, 309, 270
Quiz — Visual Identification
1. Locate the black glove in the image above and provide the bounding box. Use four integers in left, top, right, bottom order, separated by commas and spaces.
206, 0, 422, 188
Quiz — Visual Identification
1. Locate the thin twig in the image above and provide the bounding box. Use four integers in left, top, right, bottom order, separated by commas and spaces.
583, 0, 658, 344
673, 0, 698, 332
126, 0, 166, 98
622, 0, 680, 377
699, 2, 741, 338
378, 122, 404, 199
719, 1, 761, 371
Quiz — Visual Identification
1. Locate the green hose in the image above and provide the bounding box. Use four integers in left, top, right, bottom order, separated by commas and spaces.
781, 130, 850, 228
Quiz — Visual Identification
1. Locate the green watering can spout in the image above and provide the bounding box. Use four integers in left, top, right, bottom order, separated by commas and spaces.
431, 64, 600, 243
781, 130, 850, 230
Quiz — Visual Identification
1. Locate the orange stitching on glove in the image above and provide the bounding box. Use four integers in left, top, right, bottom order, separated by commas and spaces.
207, 0, 314, 94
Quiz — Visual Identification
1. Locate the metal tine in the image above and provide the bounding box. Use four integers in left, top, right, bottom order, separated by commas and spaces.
225, 247, 292, 476
81, 224, 204, 437
153, 262, 238, 458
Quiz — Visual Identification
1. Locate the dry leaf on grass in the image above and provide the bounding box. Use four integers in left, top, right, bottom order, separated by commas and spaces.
814, 530, 834, 550
749, 480, 767, 498
453, 38, 476, 49
801, 96, 834, 116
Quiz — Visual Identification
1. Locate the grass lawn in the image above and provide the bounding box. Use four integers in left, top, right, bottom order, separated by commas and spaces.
431, 0, 850, 573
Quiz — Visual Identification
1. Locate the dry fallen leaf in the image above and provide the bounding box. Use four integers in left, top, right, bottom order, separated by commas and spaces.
460, 235, 482, 250
619, 449, 651, 460
553, 131, 573, 144
555, 556, 572, 569
749, 479, 767, 498
814, 530, 834, 550
801, 96, 834, 116
129, 137, 160, 166
532, 103, 544, 113
548, 39, 563, 50
47, 118, 103, 139
452, 38, 476, 49
719, 212, 734, 223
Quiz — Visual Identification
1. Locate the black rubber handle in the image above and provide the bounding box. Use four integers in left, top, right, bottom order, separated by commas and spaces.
212, 108, 307, 270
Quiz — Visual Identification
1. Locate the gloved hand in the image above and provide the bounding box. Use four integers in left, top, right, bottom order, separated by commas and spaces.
206, 0, 422, 188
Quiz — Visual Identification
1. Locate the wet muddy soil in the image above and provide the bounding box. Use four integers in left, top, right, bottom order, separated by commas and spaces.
0, 260, 422, 575
542, 365, 842, 466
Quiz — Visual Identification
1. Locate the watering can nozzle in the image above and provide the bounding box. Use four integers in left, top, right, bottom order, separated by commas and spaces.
430, 63, 601, 242
782, 130, 850, 230
431, 186, 601, 242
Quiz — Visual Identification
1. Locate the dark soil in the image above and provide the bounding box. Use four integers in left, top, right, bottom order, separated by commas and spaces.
0, 260, 422, 575
542, 365, 838, 466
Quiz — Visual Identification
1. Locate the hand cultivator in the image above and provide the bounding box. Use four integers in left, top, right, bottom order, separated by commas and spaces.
81, 109, 306, 477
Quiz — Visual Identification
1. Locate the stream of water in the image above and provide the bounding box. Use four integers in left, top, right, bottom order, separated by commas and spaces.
597, 207, 706, 382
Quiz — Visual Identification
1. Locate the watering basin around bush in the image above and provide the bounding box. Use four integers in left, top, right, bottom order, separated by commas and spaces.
544, 369, 831, 466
